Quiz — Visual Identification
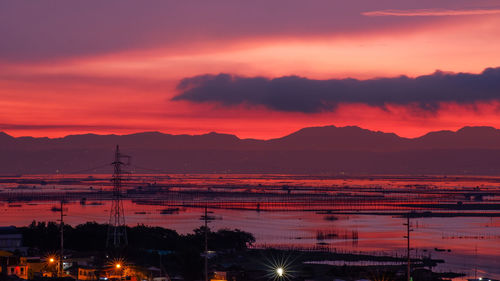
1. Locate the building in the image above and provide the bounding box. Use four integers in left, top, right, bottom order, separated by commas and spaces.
0, 250, 17, 278
78, 266, 98, 280
0, 226, 24, 253
4, 256, 44, 280
211, 271, 228, 281
7, 263, 29, 279
210, 271, 244, 281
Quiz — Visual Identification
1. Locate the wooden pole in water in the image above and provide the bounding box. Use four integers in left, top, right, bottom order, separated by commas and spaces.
406, 214, 410, 281
474, 244, 477, 280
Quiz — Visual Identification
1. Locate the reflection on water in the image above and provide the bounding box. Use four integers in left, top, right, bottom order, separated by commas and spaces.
0, 174, 499, 280
305, 260, 407, 266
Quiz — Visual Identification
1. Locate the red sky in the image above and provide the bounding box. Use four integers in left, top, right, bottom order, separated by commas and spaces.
1, 0, 500, 139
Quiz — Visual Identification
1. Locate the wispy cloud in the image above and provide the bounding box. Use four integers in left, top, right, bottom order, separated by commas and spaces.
0, 123, 142, 131
362, 8, 500, 17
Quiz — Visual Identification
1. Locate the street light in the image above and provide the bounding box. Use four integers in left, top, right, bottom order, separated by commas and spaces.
276, 267, 284, 277
115, 263, 121, 269
45, 255, 59, 278
263, 254, 294, 281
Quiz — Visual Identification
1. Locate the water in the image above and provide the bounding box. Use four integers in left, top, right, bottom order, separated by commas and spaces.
0, 174, 499, 280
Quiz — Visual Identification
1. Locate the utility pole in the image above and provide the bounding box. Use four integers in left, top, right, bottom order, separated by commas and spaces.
204, 205, 208, 281
159, 252, 162, 278
403, 213, 412, 281
106, 145, 130, 248
474, 244, 478, 279
58, 200, 65, 277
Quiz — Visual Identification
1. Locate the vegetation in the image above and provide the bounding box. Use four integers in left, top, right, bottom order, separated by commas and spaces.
21, 221, 254, 252
20, 221, 255, 280
18, 222, 458, 281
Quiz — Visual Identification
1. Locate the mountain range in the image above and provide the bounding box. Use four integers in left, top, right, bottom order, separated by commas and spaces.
2, 125, 500, 175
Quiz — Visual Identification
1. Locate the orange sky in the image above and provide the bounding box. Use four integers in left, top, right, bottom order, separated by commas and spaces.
1, 1, 500, 139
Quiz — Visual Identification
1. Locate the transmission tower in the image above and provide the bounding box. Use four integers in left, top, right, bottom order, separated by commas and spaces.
106, 145, 130, 248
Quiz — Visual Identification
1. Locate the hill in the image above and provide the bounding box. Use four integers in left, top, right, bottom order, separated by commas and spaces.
2, 125, 500, 175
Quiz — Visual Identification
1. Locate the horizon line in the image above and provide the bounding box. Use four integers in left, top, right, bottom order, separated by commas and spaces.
1, 124, 497, 141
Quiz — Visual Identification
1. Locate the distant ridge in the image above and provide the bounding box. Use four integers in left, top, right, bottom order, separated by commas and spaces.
2, 125, 500, 175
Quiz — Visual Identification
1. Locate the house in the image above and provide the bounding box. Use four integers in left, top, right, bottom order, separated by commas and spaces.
0, 250, 15, 277
7, 263, 29, 279
211, 271, 227, 281
211, 271, 244, 281
5, 256, 44, 280
78, 266, 98, 280
0, 226, 25, 254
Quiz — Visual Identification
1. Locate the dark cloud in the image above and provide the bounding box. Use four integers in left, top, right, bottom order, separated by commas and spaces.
172, 67, 500, 113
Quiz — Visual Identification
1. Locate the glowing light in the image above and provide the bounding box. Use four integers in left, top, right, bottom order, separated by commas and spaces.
49, 258, 54, 263
276, 267, 284, 277
263, 254, 295, 281
108, 258, 126, 271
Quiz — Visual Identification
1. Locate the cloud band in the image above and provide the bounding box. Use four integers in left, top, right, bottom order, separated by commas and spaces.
173, 67, 500, 113
362, 8, 500, 17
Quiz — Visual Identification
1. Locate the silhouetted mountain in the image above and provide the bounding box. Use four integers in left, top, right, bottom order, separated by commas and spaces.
268, 126, 404, 151
2, 125, 500, 175
411, 126, 500, 150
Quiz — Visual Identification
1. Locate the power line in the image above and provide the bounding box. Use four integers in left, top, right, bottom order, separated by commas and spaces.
64, 163, 111, 174
130, 165, 167, 173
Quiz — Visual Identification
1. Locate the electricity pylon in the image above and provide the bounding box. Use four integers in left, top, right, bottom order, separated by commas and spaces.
106, 145, 130, 248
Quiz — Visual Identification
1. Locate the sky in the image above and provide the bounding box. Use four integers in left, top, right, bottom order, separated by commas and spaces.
2, 0, 500, 139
